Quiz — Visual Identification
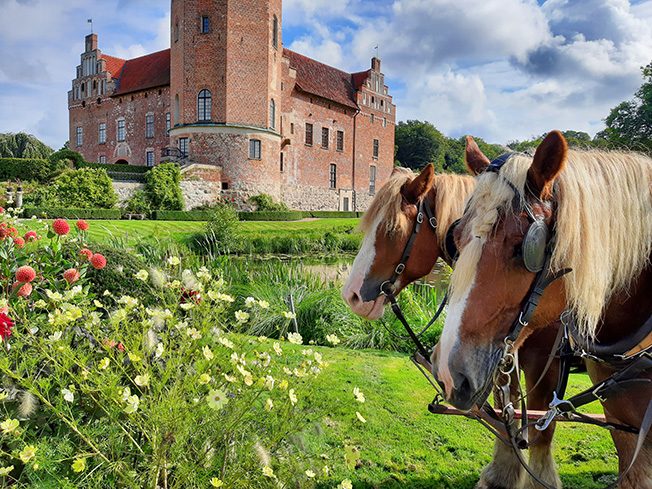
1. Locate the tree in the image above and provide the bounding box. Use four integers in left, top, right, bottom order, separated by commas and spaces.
595, 61, 652, 153
0, 132, 53, 159
443, 136, 505, 174
395, 120, 447, 170
508, 130, 593, 152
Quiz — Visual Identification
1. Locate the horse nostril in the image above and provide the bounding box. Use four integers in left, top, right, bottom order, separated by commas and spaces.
349, 291, 361, 305
452, 370, 473, 399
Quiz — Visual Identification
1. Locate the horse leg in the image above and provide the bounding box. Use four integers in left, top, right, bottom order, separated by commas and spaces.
586, 360, 652, 489
520, 326, 562, 489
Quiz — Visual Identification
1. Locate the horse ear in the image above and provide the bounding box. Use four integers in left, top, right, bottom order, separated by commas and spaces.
391, 166, 402, 176
465, 136, 491, 175
527, 130, 568, 200
402, 164, 435, 204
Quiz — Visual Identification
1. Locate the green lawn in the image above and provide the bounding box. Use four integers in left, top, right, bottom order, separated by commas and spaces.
74, 218, 362, 245
301, 345, 616, 488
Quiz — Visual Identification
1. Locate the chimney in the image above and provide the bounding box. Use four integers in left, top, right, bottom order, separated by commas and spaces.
85, 33, 98, 53
371, 57, 381, 72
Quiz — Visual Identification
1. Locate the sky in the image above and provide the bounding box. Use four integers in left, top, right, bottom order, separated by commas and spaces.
0, 0, 651, 149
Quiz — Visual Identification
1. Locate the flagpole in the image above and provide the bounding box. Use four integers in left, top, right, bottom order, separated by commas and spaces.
88, 18, 93, 34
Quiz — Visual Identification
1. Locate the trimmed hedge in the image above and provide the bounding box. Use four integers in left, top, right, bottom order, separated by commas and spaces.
303, 211, 363, 218
152, 210, 214, 221
0, 157, 63, 183
79, 162, 150, 174
22, 207, 122, 220
238, 211, 304, 221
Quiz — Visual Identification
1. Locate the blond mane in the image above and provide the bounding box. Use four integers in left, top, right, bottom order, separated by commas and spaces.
449, 150, 652, 339
360, 168, 476, 243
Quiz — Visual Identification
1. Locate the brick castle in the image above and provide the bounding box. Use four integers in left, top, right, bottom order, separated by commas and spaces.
68, 0, 395, 211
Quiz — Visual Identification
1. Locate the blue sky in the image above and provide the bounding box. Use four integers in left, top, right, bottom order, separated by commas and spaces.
1, 0, 651, 149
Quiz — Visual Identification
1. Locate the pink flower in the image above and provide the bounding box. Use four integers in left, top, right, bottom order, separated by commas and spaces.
13, 282, 33, 298
90, 253, 107, 270
63, 268, 80, 284
13, 237, 25, 248
79, 248, 93, 260
15, 265, 36, 283
52, 219, 70, 236
76, 219, 89, 231
24, 231, 38, 242
0, 312, 14, 341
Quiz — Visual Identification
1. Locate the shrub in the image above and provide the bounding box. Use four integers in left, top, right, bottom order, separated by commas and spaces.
238, 211, 304, 221
152, 210, 213, 221
249, 193, 289, 212
0, 158, 68, 183
49, 148, 86, 168
22, 207, 122, 220
204, 202, 240, 252
0, 132, 53, 159
123, 190, 152, 216
305, 211, 362, 218
28, 168, 117, 209
144, 163, 184, 210
79, 162, 150, 174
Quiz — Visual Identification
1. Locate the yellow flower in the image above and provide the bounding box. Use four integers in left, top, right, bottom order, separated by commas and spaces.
199, 373, 212, 385
289, 389, 298, 405
283, 311, 296, 320
19, 445, 37, 464
0, 466, 13, 476
207, 389, 228, 410
223, 373, 237, 383
167, 256, 181, 266
202, 345, 214, 361
218, 337, 234, 349
234, 310, 249, 323
0, 390, 7, 401
273, 342, 283, 356
134, 374, 150, 387
71, 457, 86, 473
124, 394, 140, 414
135, 269, 149, 281
0, 419, 19, 434
265, 398, 274, 411
264, 375, 275, 390
338, 479, 353, 489
208, 291, 234, 302
244, 297, 256, 308
305, 469, 316, 478
353, 387, 366, 403
179, 302, 195, 310
243, 375, 254, 386
186, 328, 202, 340
356, 411, 367, 423
287, 332, 302, 345
258, 300, 270, 309
99, 357, 110, 370
278, 380, 288, 390
326, 334, 341, 345
210, 478, 224, 487
262, 466, 275, 478
128, 352, 142, 363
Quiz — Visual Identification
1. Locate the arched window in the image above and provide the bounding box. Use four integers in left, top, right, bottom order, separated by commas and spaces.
272, 15, 278, 48
198, 89, 212, 122
269, 99, 276, 129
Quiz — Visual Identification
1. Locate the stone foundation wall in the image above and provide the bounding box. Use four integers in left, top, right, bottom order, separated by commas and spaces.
111, 179, 222, 210
281, 184, 339, 211
113, 181, 144, 203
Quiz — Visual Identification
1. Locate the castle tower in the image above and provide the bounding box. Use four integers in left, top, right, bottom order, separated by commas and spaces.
170, 0, 283, 197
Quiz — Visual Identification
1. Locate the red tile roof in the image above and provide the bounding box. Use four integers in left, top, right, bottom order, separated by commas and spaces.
110, 49, 171, 96
284, 49, 358, 109
352, 70, 371, 90
100, 54, 126, 79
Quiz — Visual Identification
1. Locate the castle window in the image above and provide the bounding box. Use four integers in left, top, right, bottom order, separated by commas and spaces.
329, 164, 337, 189
369, 165, 377, 194
99, 155, 107, 164
383, 117, 387, 128
290, 123, 294, 134
336, 130, 344, 152
201, 16, 210, 34
269, 99, 276, 129
98, 122, 106, 144
179, 137, 189, 157
146, 114, 155, 139
321, 127, 329, 149
117, 119, 126, 142
272, 15, 279, 49
280, 152, 284, 172
146, 150, 155, 167
166, 112, 171, 133
76, 127, 83, 147
373, 139, 379, 159
249, 139, 261, 160
197, 89, 212, 122
370, 114, 375, 124
174, 21, 179, 43
221, 182, 229, 190
305, 123, 313, 146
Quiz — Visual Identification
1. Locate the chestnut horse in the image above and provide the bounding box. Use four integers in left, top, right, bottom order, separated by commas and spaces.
438, 131, 652, 488
342, 162, 564, 488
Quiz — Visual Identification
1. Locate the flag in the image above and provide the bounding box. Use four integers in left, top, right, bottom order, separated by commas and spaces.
87, 19, 92, 23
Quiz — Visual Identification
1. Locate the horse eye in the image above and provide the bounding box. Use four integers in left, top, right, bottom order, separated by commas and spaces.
513, 245, 523, 259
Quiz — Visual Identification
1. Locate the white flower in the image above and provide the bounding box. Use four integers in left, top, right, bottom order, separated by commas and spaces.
264, 375, 275, 391
117, 295, 139, 308
305, 469, 316, 478
356, 411, 367, 423
262, 466, 275, 478
265, 398, 274, 411
289, 389, 298, 405
196, 267, 211, 281
98, 357, 110, 370
273, 342, 283, 355
125, 394, 140, 414
258, 300, 270, 309
199, 373, 212, 385
155, 342, 164, 358
244, 297, 256, 308
186, 328, 202, 340
134, 374, 150, 387
283, 311, 296, 319
167, 256, 181, 266
353, 387, 366, 403
62, 388, 74, 403
202, 345, 214, 360
45, 289, 63, 301
48, 331, 63, 342
218, 337, 234, 349
326, 334, 341, 345
135, 269, 149, 281
174, 320, 188, 330
338, 479, 353, 489
208, 291, 234, 302
234, 310, 249, 323
179, 302, 194, 310
287, 332, 303, 345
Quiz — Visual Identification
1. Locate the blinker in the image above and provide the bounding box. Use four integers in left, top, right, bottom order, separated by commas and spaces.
522, 219, 549, 273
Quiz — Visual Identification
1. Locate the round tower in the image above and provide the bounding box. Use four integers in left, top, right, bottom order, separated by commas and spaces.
169, 0, 284, 201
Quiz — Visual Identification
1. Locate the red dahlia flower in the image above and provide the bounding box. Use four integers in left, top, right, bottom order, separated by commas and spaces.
79, 248, 93, 260
52, 219, 70, 236
13, 282, 33, 298
13, 237, 25, 248
0, 313, 13, 341
63, 268, 80, 284
24, 231, 38, 241
15, 265, 36, 283
76, 219, 89, 231
90, 253, 107, 270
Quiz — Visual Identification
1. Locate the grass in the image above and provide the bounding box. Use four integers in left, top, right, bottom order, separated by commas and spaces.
293, 344, 617, 488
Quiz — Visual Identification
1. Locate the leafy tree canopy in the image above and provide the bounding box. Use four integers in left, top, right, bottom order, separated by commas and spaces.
0, 132, 53, 159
